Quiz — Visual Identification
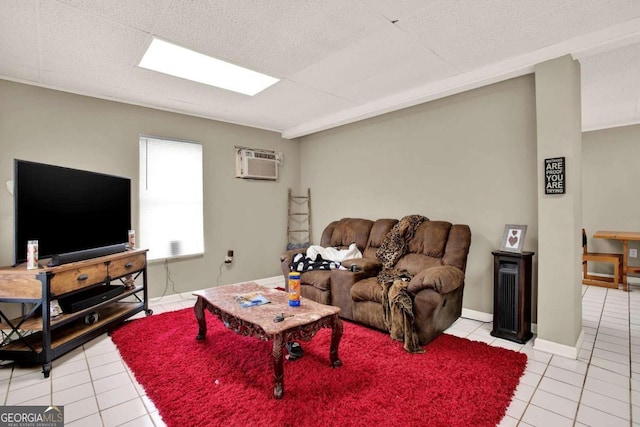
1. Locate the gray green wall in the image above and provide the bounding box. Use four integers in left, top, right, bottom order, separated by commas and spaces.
2, 76, 638, 320
0, 80, 300, 298
534, 55, 582, 351
583, 124, 640, 273
299, 75, 539, 315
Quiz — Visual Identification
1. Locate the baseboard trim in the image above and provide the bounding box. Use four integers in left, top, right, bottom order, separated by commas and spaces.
533, 330, 584, 359
252, 275, 285, 288
461, 308, 493, 323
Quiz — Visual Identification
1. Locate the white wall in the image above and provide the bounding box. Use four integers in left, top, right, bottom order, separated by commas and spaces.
0, 80, 300, 298
299, 75, 539, 314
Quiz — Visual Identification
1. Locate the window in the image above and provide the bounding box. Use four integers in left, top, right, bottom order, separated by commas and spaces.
139, 136, 204, 260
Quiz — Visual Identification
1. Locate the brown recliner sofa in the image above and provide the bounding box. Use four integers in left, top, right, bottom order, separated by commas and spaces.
280, 218, 397, 305
349, 220, 472, 347
281, 217, 471, 350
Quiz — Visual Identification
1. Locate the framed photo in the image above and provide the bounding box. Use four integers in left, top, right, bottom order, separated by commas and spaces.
500, 224, 527, 253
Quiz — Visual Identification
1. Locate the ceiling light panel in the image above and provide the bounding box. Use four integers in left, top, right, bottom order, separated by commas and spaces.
138, 38, 279, 96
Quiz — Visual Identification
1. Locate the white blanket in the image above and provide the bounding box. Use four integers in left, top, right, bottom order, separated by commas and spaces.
306, 243, 362, 262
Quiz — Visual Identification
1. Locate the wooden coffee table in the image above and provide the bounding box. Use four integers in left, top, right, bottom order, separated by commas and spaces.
193, 282, 343, 399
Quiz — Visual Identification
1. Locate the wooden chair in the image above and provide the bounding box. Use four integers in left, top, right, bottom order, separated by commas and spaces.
582, 228, 622, 288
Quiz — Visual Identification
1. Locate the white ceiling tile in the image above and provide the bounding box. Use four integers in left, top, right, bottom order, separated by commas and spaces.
291, 26, 455, 103
112, 88, 234, 121
39, 68, 114, 94
236, 0, 389, 77
432, 0, 640, 71
0, 0, 39, 70
152, 0, 288, 68
581, 42, 640, 129
580, 42, 640, 88
0, 63, 40, 84
38, 0, 149, 88
120, 67, 248, 111
398, 0, 570, 54
54, 0, 173, 31
230, 80, 358, 128
338, 57, 454, 104
360, 0, 441, 22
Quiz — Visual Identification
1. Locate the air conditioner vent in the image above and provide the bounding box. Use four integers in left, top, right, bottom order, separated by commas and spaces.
235, 148, 278, 180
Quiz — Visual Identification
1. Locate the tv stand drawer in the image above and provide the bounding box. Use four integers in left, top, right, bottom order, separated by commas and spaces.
108, 253, 146, 279
50, 263, 108, 297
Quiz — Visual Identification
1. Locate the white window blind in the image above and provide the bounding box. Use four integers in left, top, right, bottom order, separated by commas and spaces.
139, 136, 204, 260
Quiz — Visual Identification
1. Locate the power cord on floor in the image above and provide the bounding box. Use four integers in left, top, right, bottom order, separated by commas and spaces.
161, 258, 178, 297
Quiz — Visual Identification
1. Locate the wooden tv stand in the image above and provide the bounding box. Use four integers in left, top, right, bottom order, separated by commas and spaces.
0, 248, 151, 377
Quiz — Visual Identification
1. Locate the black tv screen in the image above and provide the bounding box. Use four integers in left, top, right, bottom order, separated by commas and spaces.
14, 160, 131, 265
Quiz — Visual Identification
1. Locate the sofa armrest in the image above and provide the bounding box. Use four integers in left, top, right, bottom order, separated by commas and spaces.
407, 265, 465, 295
280, 248, 308, 278
330, 267, 379, 320
280, 248, 307, 264
340, 257, 382, 273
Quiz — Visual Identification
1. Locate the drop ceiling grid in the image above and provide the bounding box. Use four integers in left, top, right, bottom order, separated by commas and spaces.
54, 0, 173, 32
289, 25, 454, 103
336, 55, 456, 106
226, 79, 359, 129
119, 67, 248, 111
38, 0, 149, 90
233, 0, 390, 78
150, 0, 288, 69
398, 0, 640, 73
395, 0, 572, 60
360, 0, 442, 22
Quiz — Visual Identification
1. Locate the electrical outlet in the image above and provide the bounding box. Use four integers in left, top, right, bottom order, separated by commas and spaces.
630, 248, 638, 258
224, 250, 234, 263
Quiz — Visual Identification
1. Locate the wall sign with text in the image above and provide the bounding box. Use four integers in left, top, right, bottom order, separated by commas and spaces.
544, 157, 565, 194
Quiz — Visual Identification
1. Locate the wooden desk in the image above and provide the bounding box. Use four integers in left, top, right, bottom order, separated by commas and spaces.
594, 231, 640, 291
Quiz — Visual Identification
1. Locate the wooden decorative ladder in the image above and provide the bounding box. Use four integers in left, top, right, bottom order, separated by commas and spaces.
287, 188, 312, 250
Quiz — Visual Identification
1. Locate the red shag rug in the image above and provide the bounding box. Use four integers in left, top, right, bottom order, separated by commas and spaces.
111, 308, 527, 427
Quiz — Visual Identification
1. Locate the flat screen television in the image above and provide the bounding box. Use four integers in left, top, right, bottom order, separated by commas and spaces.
13, 159, 131, 265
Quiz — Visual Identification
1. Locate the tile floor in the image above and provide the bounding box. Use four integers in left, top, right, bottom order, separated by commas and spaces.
0, 278, 637, 426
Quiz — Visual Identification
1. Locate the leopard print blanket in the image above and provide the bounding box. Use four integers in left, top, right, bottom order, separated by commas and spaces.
376, 214, 427, 271
375, 214, 428, 353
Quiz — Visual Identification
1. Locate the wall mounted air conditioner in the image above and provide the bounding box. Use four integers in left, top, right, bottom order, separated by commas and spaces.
235, 148, 278, 180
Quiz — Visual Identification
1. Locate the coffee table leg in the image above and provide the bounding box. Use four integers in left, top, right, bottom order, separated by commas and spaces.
194, 296, 207, 340
330, 315, 343, 368
272, 334, 285, 399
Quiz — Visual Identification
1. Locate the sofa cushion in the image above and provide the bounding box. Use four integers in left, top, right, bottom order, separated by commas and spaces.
408, 221, 452, 258
351, 277, 384, 303
363, 219, 398, 259
442, 224, 472, 271
330, 218, 374, 251
300, 270, 331, 291
319, 221, 339, 247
